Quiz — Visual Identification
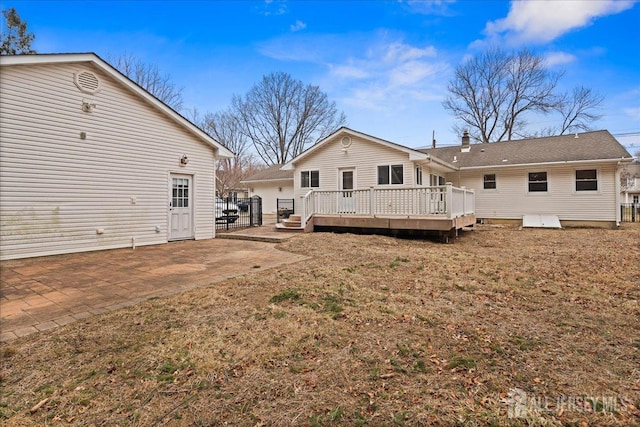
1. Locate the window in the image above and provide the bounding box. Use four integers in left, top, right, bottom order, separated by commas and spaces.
575, 169, 597, 191
415, 167, 423, 186
378, 165, 403, 185
301, 170, 319, 188
483, 174, 496, 190
634, 195, 639, 205
528, 172, 548, 192
429, 174, 445, 186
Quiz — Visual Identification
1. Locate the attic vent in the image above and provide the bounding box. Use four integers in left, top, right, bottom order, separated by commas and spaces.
340, 136, 352, 148
74, 70, 101, 94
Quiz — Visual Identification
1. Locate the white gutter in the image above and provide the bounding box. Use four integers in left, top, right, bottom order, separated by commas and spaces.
240, 178, 293, 184
459, 157, 634, 170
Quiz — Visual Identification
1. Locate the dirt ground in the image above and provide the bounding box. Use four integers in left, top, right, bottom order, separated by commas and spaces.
1, 226, 639, 426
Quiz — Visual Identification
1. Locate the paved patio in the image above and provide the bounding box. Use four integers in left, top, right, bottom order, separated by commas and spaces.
0, 230, 306, 342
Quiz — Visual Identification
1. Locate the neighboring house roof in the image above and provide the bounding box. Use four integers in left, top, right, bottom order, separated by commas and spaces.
281, 127, 428, 170
0, 53, 234, 158
421, 130, 632, 169
242, 164, 294, 183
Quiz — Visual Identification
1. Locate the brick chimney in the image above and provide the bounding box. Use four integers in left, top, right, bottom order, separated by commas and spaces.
461, 130, 470, 152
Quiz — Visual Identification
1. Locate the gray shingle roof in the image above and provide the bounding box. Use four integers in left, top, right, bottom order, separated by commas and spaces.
242, 164, 293, 182
421, 130, 632, 169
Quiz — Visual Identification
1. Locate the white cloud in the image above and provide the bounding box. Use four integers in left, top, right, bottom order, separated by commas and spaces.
290, 20, 306, 32
543, 51, 577, 67
323, 39, 448, 115
483, 0, 635, 44
329, 64, 370, 79
384, 42, 436, 62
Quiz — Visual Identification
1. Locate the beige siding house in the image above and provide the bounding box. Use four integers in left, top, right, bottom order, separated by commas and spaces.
0, 53, 233, 260
254, 127, 631, 231
423, 131, 632, 227
242, 164, 294, 216
621, 161, 640, 204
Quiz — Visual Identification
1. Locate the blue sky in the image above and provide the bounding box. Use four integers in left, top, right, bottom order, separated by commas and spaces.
5, 0, 640, 154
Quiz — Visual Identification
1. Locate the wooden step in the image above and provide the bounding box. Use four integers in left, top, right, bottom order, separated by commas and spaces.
275, 223, 304, 232
281, 218, 302, 228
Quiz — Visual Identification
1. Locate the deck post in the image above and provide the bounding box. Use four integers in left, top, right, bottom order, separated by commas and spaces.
369, 186, 375, 215
461, 186, 466, 216
300, 193, 307, 225
446, 183, 453, 219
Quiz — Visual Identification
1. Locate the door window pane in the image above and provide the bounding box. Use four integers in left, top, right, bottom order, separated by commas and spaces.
342, 171, 353, 190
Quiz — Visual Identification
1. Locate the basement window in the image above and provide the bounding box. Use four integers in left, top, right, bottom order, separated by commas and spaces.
575, 169, 598, 191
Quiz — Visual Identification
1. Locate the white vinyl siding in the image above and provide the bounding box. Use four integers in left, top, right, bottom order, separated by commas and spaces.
0, 62, 217, 260
247, 181, 294, 214
291, 135, 415, 202
447, 163, 618, 222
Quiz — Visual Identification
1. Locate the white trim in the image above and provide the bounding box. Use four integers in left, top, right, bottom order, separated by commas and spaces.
338, 167, 357, 191
1, 53, 234, 159
460, 157, 633, 171
281, 127, 427, 170
526, 170, 550, 195
573, 167, 600, 194
241, 177, 293, 184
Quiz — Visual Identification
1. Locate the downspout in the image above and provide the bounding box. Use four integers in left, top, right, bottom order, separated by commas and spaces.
615, 160, 624, 227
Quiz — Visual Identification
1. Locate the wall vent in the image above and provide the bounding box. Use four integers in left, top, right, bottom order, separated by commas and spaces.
74, 70, 101, 94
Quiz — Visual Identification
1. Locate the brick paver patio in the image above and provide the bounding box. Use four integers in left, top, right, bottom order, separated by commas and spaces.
0, 232, 305, 342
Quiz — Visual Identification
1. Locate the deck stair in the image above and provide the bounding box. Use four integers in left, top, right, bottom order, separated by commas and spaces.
275, 214, 305, 232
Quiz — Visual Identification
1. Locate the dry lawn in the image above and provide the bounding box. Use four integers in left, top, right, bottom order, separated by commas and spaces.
1, 226, 639, 426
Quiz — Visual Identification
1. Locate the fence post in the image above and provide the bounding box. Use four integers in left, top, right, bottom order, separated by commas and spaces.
445, 183, 453, 219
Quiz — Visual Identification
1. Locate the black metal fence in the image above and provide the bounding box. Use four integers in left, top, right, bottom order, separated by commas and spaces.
276, 198, 295, 223
621, 203, 640, 223
216, 196, 262, 230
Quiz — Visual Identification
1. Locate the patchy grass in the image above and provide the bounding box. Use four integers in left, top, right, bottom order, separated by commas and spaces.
1, 226, 639, 426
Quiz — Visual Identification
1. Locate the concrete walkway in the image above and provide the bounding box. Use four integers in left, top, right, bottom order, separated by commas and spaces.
0, 229, 305, 342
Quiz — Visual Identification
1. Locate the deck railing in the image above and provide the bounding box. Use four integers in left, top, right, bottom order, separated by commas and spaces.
300, 185, 475, 227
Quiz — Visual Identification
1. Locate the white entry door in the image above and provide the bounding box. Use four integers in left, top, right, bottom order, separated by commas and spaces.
338, 168, 355, 214
169, 174, 193, 240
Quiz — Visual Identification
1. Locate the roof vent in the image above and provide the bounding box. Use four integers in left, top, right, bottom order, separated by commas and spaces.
74, 70, 101, 94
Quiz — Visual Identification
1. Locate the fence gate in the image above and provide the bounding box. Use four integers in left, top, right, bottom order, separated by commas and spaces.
276, 198, 294, 223
216, 196, 262, 231
621, 203, 640, 222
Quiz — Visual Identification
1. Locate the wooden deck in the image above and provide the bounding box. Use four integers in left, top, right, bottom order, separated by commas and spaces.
277, 185, 476, 238
311, 213, 476, 231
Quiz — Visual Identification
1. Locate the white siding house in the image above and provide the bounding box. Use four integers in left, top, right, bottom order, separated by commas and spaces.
282, 128, 453, 196
253, 127, 631, 231
242, 164, 294, 215
0, 53, 234, 260
424, 130, 633, 227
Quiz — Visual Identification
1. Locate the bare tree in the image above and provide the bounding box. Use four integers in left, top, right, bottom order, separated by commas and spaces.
202, 110, 254, 196
231, 72, 347, 165
1, 8, 35, 55
443, 48, 569, 143
186, 107, 261, 196
556, 86, 604, 134
109, 53, 183, 111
